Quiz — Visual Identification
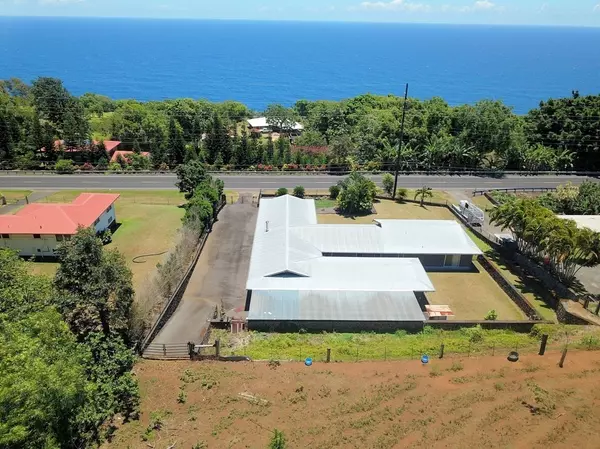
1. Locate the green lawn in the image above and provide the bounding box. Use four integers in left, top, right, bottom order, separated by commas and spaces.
465, 229, 558, 322
402, 188, 450, 203
40, 190, 186, 206
28, 191, 186, 290
315, 198, 337, 209
210, 325, 600, 362
1, 190, 32, 205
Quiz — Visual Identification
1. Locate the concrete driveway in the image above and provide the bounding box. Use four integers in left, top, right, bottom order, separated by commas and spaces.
152, 194, 258, 344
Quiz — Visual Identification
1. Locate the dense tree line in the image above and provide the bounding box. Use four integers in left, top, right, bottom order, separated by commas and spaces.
0, 229, 139, 448
490, 198, 600, 285
1, 77, 599, 171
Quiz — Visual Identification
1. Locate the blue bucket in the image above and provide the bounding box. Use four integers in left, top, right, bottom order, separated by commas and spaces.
421, 355, 429, 364
305, 357, 313, 366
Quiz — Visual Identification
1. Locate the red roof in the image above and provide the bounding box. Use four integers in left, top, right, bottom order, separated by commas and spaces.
102, 140, 121, 152
0, 193, 120, 235
110, 151, 150, 163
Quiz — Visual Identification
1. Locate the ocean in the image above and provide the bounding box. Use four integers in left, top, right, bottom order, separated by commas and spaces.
0, 17, 599, 114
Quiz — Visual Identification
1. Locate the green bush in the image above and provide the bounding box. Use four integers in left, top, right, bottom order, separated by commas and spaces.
382, 173, 394, 196
337, 172, 377, 216
269, 429, 287, 449
484, 310, 498, 321
55, 159, 75, 174
293, 185, 305, 198
329, 185, 340, 199
276, 187, 288, 197
396, 188, 408, 201
108, 162, 122, 172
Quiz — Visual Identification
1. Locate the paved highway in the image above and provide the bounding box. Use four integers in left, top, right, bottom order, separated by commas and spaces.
0, 173, 595, 191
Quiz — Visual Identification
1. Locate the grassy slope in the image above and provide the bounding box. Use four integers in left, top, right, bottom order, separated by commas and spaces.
211, 325, 599, 361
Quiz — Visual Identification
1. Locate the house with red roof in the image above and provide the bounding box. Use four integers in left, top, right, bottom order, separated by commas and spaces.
110, 150, 151, 164
0, 193, 120, 257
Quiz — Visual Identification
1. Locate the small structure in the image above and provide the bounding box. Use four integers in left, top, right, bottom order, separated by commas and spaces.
0, 193, 119, 257
244, 195, 482, 331
247, 117, 304, 134
425, 305, 455, 320
455, 200, 485, 227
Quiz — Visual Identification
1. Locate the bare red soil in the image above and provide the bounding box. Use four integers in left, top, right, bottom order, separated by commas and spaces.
106, 350, 600, 449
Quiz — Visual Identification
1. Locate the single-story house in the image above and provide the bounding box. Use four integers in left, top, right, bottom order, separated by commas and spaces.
247, 117, 304, 134
41, 140, 122, 154
0, 193, 119, 257
244, 195, 481, 331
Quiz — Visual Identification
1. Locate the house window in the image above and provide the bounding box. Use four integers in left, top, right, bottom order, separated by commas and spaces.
105, 205, 112, 213
93, 218, 100, 226
1, 234, 9, 239
56, 235, 64, 242
33, 234, 41, 239
64, 235, 71, 241
108, 216, 114, 224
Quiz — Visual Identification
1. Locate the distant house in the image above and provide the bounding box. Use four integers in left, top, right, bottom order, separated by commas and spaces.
110, 150, 151, 164
40, 140, 122, 155
247, 117, 304, 134
0, 193, 119, 257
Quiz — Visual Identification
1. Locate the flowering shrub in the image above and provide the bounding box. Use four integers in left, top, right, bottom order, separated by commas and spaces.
257, 164, 274, 171
81, 162, 94, 171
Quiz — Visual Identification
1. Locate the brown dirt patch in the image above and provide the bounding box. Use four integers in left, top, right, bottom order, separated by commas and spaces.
107, 350, 600, 449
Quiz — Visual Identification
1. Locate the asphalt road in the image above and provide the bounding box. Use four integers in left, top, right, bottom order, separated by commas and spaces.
0, 173, 596, 191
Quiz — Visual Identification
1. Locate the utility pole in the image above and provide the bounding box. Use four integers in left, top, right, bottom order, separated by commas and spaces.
392, 83, 409, 199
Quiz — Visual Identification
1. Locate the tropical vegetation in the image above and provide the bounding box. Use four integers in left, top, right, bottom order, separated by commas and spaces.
490, 198, 600, 284
2, 77, 600, 172
0, 229, 139, 448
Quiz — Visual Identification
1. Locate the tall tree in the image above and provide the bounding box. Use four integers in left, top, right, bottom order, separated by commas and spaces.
168, 117, 186, 166
54, 228, 134, 341
31, 77, 71, 127
265, 104, 299, 133
205, 113, 232, 164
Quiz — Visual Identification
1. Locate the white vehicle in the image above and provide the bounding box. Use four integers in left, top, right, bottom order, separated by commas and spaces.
458, 200, 485, 227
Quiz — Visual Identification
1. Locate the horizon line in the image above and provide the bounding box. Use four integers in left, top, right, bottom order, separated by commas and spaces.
1, 15, 599, 29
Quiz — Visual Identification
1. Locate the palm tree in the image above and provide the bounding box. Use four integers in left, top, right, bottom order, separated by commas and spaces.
414, 186, 433, 207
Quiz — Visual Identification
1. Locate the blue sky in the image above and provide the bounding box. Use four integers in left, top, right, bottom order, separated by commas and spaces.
1, 0, 600, 26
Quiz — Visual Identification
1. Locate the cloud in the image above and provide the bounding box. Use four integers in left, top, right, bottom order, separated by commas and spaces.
359, 1, 504, 14
594, 4, 600, 12
39, 0, 84, 4
360, 0, 431, 12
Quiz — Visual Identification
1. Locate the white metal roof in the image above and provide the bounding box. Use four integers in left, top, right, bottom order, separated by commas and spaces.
247, 117, 304, 131
248, 290, 426, 322
248, 257, 435, 292
558, 216, 600, 233
374, 220, 483, 256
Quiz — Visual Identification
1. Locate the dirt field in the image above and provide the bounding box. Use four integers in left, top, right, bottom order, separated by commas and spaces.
107, 350, 600, 449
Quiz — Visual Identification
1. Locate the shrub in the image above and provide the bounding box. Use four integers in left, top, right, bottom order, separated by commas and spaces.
329, 185, 341, 199
337, 172, 377, 216
269, 429, 287, 449
365, 160, 382, 172
55, 159, 75, 174
276, 187, 288, 197
396, 188, 408, 201
81, 162, 94, 171
293, 185, 305, 198
382, 173, 394, 196
158, 162, 170, 172
484, 310, 498, 321
108, 162, 122, 172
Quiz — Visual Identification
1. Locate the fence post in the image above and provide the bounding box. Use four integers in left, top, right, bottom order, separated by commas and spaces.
187, 341, 195, 360
439, 343, 445, 359
595, 301, 600, 316
326, 348, 331, 363
559, 347, 568, 368
215, 339, 221, 358
163, 344, 167, 357
539, 335, 548, 356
